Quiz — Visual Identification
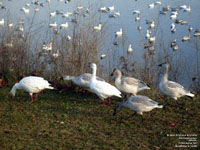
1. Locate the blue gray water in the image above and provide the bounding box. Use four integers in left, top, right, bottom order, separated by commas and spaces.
0, 0, 200, 88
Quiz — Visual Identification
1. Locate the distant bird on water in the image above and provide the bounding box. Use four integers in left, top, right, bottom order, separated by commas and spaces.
10, 76, 54, 103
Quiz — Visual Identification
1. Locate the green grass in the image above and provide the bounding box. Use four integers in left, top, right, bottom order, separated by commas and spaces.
0, 86, 199, 150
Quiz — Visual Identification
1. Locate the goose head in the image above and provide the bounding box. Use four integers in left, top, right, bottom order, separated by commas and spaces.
110, 68, 121, 77
90, 63, 96, 70
158, 62, 170, 70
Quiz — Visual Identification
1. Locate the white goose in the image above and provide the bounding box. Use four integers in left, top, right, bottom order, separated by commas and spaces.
158, 63, 195, 100
90, 63, 121, 105
113, 95, 163, 116
10, 76, 54, 103
115, 28, 123, 37
62, 73, 104, 89
111, 69, 150, 96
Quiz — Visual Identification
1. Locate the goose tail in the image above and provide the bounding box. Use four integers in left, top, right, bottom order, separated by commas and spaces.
156, 104, 163, 109
186, 92, 195, 98
62, 75, 75, 81
138, 86, 151, 92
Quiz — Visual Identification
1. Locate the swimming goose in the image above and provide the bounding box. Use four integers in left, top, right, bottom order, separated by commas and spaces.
113, 95, 163, 116
158, 63, 195, 100
115, 28, 123, 37
133, 9, 140, 15
182, 34, 190, 41
127, 44, 133, 54
10, 76, 54, 103
94, 24, 102, 31
62, 73, 104, 89
110, 69, 150, 96
21, 7, 30, 14
171, 23, 176, 33
148, 3, 155, 9
49, 22, 57, 28
90, 63, 121, 105
60, 22, 68, 29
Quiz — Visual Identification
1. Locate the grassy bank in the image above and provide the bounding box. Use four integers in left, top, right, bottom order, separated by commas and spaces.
0, 86, 199, 150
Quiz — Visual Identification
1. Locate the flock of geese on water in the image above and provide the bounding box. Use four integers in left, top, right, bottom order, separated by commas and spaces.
0, 0, 200, 59
10, 62, 195, 118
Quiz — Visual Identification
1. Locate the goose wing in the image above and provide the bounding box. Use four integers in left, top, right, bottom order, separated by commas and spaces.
122, 77, 139, 86
167, 81, 185, 89
20, 76, 50, 91
129, 95, 158, 106
91, 80, 121, 97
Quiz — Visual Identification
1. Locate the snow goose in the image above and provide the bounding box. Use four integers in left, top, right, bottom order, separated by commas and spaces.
110, 69, 150, 96
182, 34, 190, 41
148, 3, 155, 9
107, 6, 114, 11
94, 24, 102, 32
49, 22, 57, 28
62, 73, 104, 89
90, 63, 121, 105
50, 11, 56, 17
127, 44, 133, 54
158, 63, 195, 100
171, 23, 176, 33
133, 9, 140, 15
10, 76, 54, 103
113, 95, 163, 116
21, 7, 30, 14
60, 22, 68, 29
115, 28, 123, 37
100, 53, 106, 59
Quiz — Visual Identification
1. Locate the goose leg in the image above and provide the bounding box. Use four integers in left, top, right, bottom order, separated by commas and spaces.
107, 98, 111, 105
101, 99, 106, 106
29, 94, 34, 103
35, 92, 40, 101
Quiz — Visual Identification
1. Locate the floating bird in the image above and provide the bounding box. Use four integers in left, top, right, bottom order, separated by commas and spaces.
150, 21, 155, 29
110, 69, 150, 96
107, 6, 114, 11
109, 11, 120, 18
42, 42, 53, 52
94, 24, 102, 31
183, 5, 191, 12
49, 22, 57, 28
89, 63, 121, 105
66, 35, 71, 41
188, 25, 193, 32
99, 6, 107, 13
155, 1, 162, 5
113, 95, 163, 116
60, 22, 68, 29
115, 28, 123, 37
127, 44, 133, 54
135, 16, 140, 22
182, 34, 190, 41
100, 53, 106, 59
0, 19, 4, 26
171, 23, 176, 33
158, 63, 195, 100
10, 76, 54, 103
62, 12, 73, 18
145, 30, 151, 39
133, 9, 140, 15
148, 3, 155, 9
149, 36, 156, 43
21, 7, 30, 14
50, 11, 56, 17
179, 5, 187, 10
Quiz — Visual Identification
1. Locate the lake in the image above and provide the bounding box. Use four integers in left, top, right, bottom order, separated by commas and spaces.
0, 0, 200, 89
